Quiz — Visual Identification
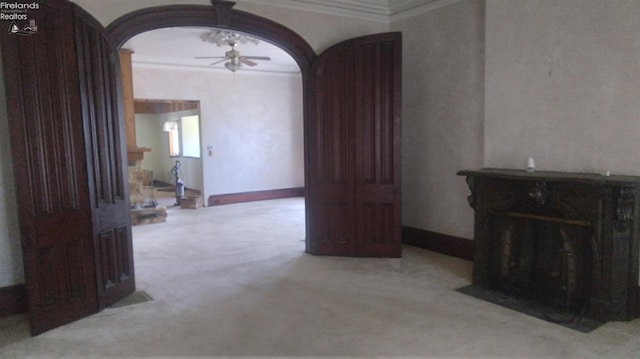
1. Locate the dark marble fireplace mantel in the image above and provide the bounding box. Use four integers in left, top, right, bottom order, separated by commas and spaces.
458, 168, 640, 323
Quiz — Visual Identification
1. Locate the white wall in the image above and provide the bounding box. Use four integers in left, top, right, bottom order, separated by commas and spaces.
392, 0, 485, 240
132, 66, 305, 200
135, 113, 166, 183
485, 0, 640, 175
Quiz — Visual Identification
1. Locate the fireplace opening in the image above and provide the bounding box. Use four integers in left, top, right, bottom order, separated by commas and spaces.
490, 215, 593, 322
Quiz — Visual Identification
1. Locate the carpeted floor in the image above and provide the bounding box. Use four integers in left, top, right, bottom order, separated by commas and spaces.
1, 197, 639, 357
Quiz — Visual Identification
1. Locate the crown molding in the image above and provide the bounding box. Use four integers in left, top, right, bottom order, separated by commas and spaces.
237, 0, 390, 22
390, 0, 466, 22
237, 0, 467, 23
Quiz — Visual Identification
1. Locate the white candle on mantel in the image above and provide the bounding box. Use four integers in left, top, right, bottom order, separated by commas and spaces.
526, 157, 535, 173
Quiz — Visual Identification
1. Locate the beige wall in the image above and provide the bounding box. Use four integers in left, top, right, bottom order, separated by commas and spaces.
392, 0, 485, 239
485, 0, 640, 175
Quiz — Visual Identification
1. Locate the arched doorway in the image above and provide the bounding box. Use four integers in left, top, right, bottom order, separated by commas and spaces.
107, 1, 316, 240
107, 2, 315, 71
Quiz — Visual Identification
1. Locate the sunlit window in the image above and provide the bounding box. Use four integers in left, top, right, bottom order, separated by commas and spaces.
181, 115, 201, 158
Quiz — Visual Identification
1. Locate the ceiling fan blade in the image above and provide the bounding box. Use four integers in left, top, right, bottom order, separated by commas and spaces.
209, 58, 228, 66
240, 58, 258, 67
194, 56, 226, 59
242, 56, 271, 61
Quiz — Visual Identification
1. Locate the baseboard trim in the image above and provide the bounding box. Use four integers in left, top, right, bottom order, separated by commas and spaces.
402, 226, 474, 261
637, 286, 640, 318
208, 187, 304, 206
0, 284, 28, 318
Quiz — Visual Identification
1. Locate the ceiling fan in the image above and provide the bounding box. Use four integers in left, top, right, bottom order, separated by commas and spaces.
195, 40, 271, 72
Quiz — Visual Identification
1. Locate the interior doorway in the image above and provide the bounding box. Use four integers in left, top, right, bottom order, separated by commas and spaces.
121, 27, 305, 213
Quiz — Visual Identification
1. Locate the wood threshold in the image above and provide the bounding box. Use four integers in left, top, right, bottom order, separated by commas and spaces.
0, 284, 28, 318
208, 187, 304, 206
402, 226, 474, 261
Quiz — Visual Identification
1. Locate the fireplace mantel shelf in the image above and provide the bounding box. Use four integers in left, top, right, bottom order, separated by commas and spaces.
127, 146, 152, 162
458, 168, 640, 186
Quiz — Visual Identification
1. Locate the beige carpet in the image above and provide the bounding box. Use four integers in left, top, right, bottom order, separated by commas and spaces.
1, 197, 639, 358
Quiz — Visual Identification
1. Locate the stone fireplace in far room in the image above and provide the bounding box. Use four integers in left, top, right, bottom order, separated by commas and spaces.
457, 168, 639, 332
128, 153, 167, 225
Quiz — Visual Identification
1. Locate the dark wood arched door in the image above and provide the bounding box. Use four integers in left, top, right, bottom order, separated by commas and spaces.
0, 0, 133, 335
307, 33, 402, 257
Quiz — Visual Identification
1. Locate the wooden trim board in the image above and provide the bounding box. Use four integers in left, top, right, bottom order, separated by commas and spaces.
402, 226, 474, 261
0, 284, 28, 318
208, 187, 304, 206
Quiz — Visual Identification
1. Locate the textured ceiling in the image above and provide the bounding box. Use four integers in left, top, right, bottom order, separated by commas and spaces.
124, 27, 301, 74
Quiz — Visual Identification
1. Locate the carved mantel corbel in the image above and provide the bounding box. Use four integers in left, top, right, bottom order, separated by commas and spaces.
211, 0, 236, 27
615, 188, 635, 232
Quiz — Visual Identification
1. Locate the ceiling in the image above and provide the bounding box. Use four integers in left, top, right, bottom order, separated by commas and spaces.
123, 0, 461, 74
124, 27, 301, 75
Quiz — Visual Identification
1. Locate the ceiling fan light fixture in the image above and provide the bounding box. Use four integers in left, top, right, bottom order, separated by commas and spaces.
196, 30, 271, 73
224, 61, 241, 72
201, 30, 259, 47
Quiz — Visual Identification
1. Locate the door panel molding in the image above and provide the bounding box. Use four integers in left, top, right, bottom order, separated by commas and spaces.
0, 0, 98, 335
308, 33, 402, 257
354, 33, 402, 257
74, 3, 135, 309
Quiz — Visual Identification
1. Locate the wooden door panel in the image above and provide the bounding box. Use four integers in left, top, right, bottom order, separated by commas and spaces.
307, 41, 356, 256
307, 32, 401, 257
354, 33, 402, 257
99, 227, 132, 289
0, 0, 98, 335
1, 0, 135, 334
308, 200, 355, 256
74, 4, 135, 308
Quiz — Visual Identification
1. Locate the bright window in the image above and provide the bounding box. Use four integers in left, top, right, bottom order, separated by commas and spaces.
181, 115, 201, 158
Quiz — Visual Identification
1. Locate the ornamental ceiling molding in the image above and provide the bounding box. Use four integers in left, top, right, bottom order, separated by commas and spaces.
389, 0, 467, 22
236, 0, 466, 23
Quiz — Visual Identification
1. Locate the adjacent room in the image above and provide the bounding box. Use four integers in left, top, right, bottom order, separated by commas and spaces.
121, 27, 305, 225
